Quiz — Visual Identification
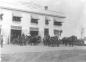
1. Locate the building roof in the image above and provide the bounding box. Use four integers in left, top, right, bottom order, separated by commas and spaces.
0, 1, 66, 18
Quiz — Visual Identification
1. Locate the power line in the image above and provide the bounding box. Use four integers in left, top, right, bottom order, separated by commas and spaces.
81, 27, 84, 39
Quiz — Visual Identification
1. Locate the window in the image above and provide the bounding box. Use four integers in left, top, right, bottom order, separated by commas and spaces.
30, 27, 39, 36
45, 19, 49, 25
13, 16, 21, 22
54, 30, 62, 36
54, 21, 62, 26
0, 14, 3, 20
30, 31, 38, 36
31, 18, 38, 24
45, 17, 50, 25
44, 28, 49, 35
54, 30, 59, 35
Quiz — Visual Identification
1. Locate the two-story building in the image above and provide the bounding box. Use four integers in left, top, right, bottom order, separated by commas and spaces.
0, 2, 65, 44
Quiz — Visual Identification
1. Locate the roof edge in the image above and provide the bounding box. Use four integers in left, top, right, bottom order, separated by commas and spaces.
0, 6, 66, 18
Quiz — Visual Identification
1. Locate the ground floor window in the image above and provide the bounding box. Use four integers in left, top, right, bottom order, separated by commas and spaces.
54, 30, 62, 37
30, 31, 38, 36
10, 29, 21, 41
30, 27, 39, 36
54, 30, 59, 35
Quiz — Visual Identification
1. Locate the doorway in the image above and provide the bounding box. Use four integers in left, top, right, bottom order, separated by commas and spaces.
10, 29, 21, 42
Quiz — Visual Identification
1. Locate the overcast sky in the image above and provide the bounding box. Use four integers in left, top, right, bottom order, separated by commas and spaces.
0, 0, 86, 38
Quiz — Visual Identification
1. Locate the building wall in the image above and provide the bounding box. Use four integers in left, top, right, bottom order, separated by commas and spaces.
22, 12, 31, 35
0, 8, 63, 44
0, 9, 12, 44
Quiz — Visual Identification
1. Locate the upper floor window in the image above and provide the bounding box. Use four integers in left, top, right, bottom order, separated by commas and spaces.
45, 17, 50, 25
45, 19, 49, 25
13, 16, 21, 22
31, 18, 38, 24
31, 14, 39, 24
0, 14, 3, 20
54, 21, 62, 26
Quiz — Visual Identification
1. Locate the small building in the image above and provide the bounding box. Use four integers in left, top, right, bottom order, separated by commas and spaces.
0, 2, 66, 44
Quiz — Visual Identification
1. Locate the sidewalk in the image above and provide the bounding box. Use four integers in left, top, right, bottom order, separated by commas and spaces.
1, 44, 86, 54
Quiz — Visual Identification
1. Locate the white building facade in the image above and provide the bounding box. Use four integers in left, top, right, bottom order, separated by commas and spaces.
0, 2, 65, 44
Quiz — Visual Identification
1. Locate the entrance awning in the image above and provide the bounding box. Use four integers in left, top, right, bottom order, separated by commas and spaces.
30, 27, 39, 31
11, 26, 22, 30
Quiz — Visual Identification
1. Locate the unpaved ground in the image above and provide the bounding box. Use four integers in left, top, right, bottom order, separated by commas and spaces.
1, 45, 86, 62
1, 49, 86, 62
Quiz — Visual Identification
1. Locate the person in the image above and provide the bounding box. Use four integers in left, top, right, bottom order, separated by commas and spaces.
0, 35, 3, 48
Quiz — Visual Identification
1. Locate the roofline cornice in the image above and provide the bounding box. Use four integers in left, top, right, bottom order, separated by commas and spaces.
0, 6, 66, 18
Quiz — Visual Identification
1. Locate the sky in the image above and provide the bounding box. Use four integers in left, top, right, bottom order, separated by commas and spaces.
0, 0, 86, 38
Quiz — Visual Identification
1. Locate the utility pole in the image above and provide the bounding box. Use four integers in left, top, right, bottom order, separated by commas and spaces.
81, 27, 84, 39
